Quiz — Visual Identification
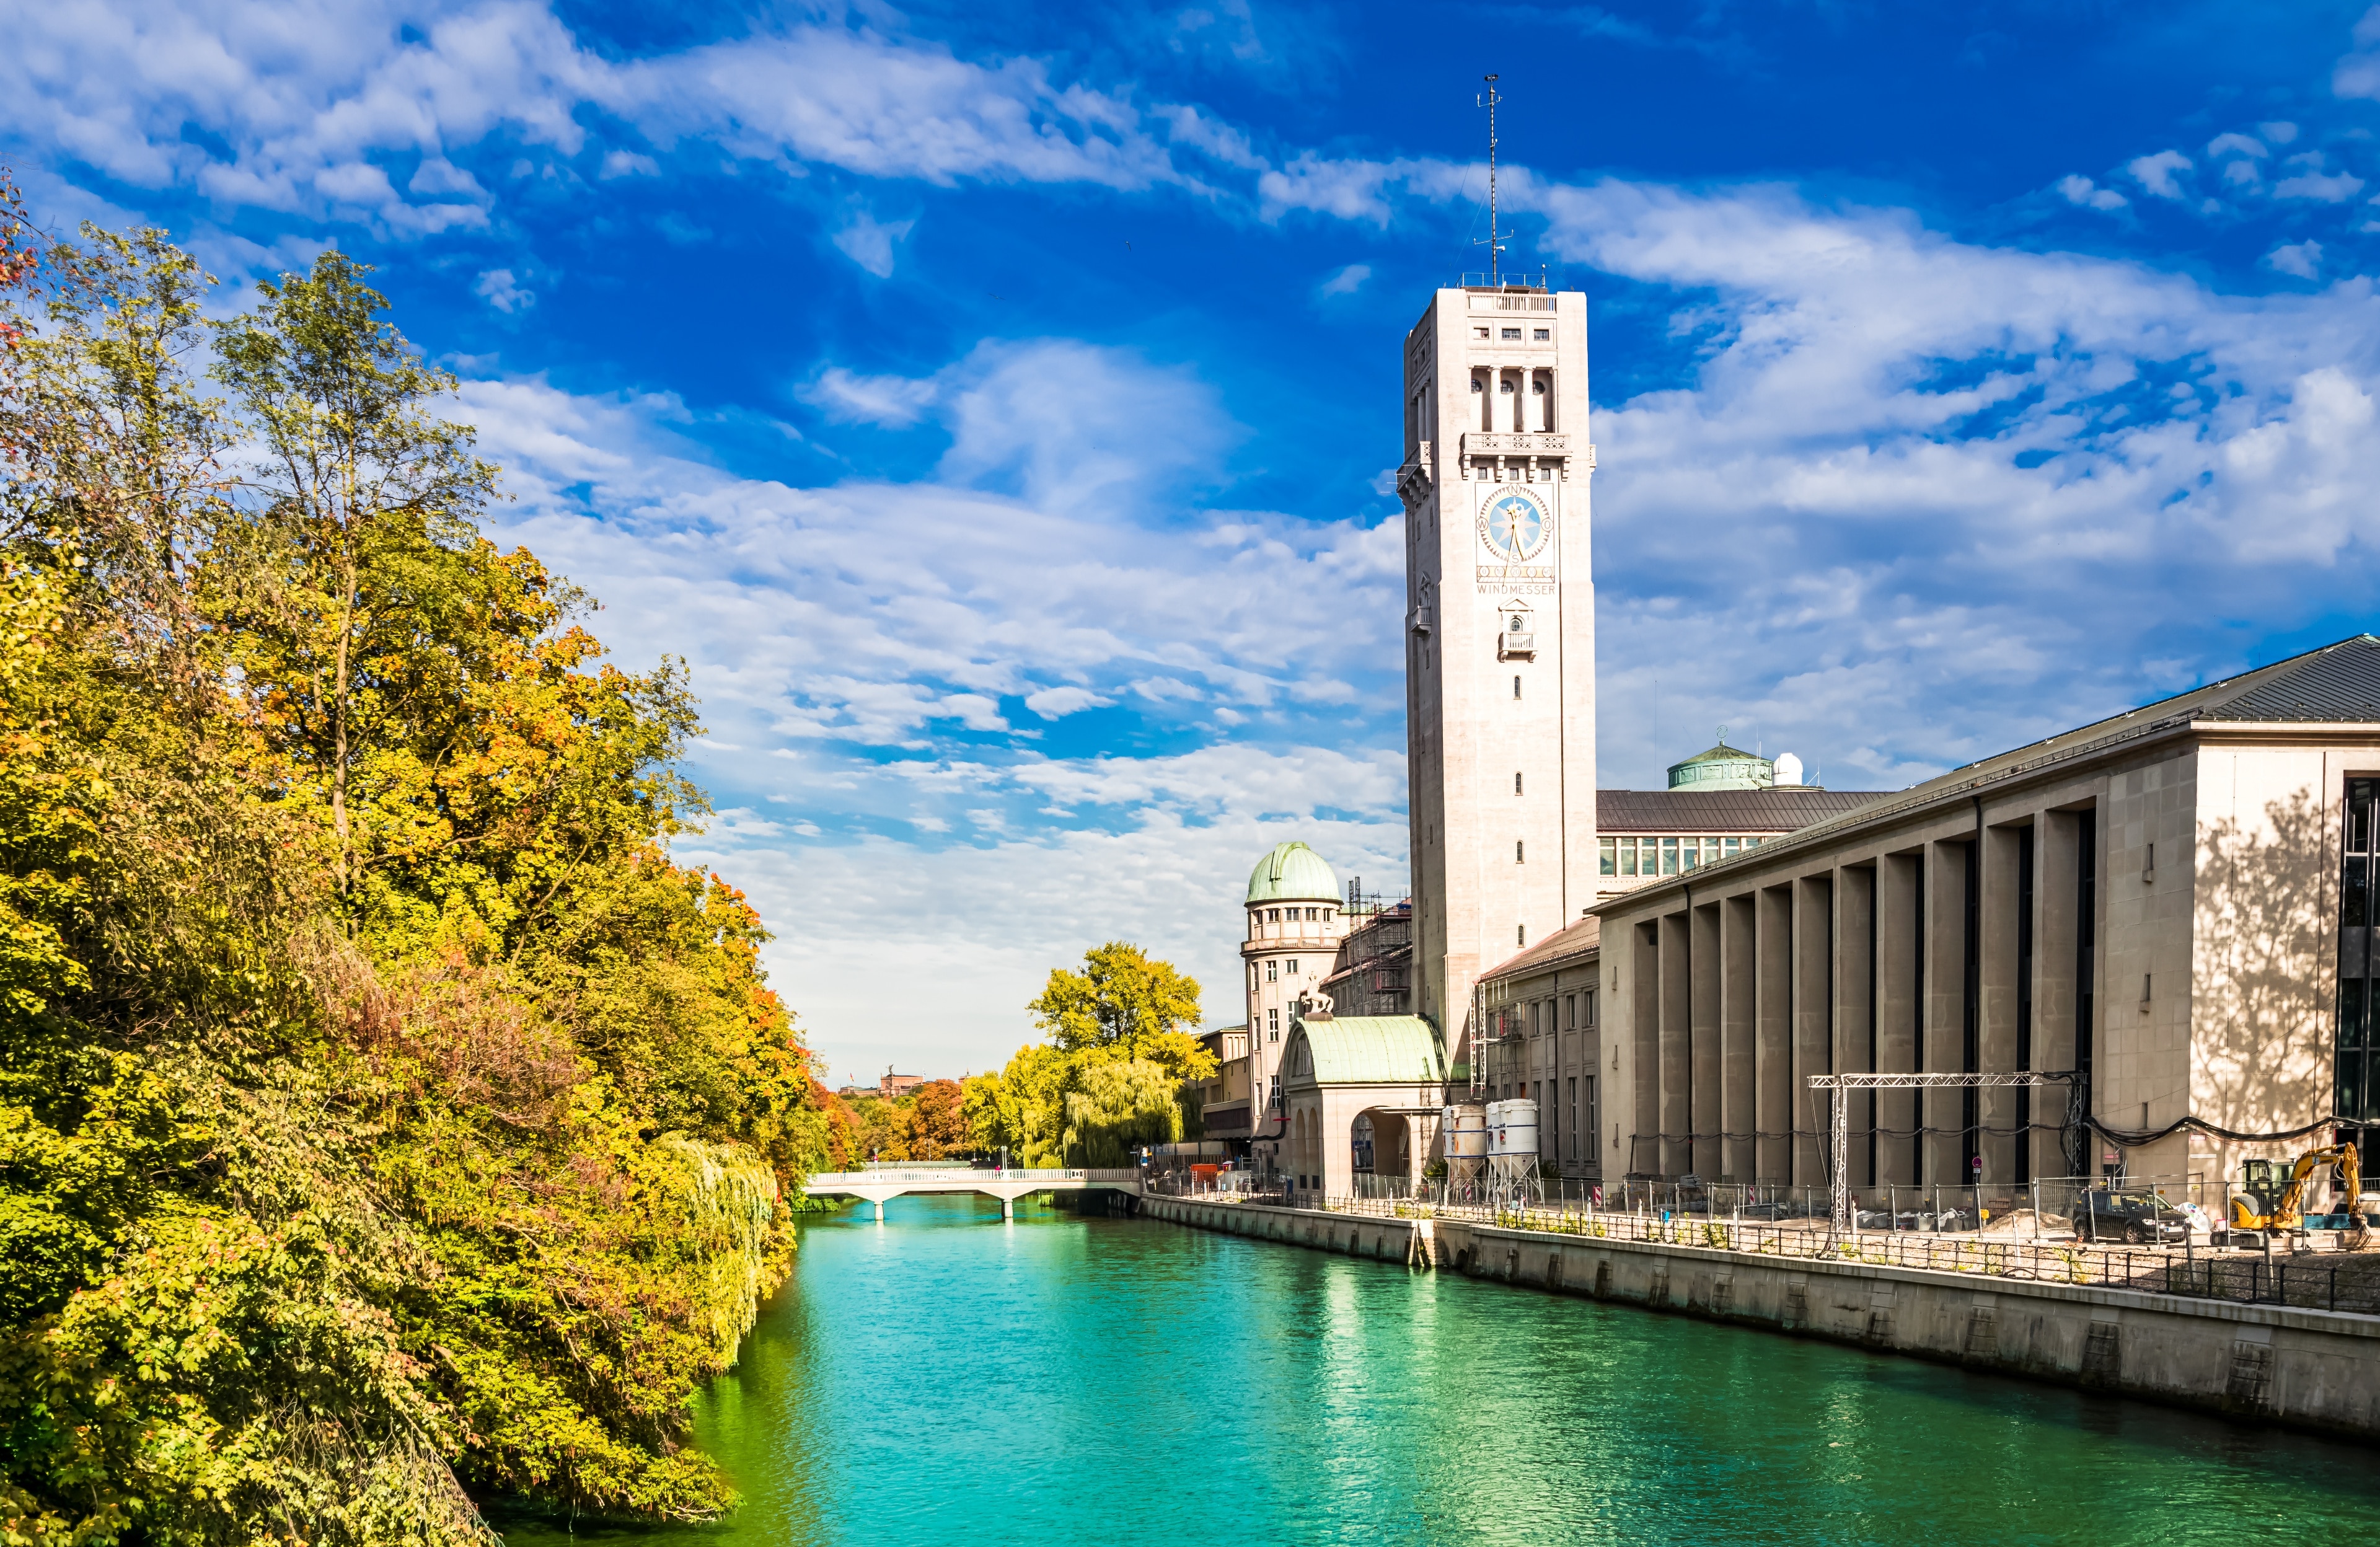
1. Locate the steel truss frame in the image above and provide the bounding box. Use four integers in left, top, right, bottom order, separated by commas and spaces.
1807, 1070, 2081, 1238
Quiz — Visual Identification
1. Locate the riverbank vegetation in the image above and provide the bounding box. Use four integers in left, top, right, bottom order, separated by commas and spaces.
963, 943, 1212, 1165
0, 208, 835, 1541
840, 1078, 967, 1161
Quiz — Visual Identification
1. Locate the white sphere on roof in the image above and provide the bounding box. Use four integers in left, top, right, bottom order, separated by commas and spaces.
1246, 841, 1341, 904
1774, 752, 1804, 787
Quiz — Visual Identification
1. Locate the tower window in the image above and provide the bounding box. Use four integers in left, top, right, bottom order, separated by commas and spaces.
1533, 328, 1549, 340
1513, 676, 1522, 699
1287, 959, 1300, 974
1516, 841, 1525, 863
1267, 961, 1278, 982
1515, 772, 1523, 795
1474, 327, 1490, 338
1518, 923, 1527, 946
1501, 327, 1522, 339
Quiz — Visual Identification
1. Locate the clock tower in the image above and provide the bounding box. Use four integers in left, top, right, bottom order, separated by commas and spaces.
1396, 285, 1597, 1079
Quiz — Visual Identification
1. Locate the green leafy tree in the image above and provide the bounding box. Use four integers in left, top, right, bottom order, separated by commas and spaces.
0, 221, 840, 1540
1027, 941, 1214, 1080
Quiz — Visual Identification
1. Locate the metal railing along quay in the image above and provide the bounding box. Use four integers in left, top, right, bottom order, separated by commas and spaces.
1142, 1173, 2380, 1314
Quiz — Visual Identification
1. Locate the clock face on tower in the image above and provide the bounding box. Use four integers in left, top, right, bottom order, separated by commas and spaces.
1479, 488, 1549, 563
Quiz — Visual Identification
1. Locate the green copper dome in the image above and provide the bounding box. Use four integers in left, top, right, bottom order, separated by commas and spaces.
1667, 729, 1775, 791
1246, 841, 1341, 904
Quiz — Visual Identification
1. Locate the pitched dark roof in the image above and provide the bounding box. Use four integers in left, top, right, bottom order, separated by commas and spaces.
2203, 635, 2380, 721
1597, 635, 2380, 913
1597, 788, 1887, 833
1479, 914, 1600, 985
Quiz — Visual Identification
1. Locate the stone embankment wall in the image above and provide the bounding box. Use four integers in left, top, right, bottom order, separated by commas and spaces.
1139, 1196, 2380, 1442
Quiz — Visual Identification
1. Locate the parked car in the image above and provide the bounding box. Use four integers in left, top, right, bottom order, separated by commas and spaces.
2080, 1188, 2188, 1244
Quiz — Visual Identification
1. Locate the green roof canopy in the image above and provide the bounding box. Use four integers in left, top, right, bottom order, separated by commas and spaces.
1290, 1015, 1446, 1085
1246, 840, 1340, 904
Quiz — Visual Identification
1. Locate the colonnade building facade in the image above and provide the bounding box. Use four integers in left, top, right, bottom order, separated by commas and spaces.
1597, 636, 2380, 1189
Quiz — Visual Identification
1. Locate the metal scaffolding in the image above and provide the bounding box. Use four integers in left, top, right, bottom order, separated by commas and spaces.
1806, 1070, 2080, 1239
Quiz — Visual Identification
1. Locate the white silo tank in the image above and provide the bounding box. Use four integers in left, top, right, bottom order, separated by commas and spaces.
1443, 1103, 1488, 1159
1486, 1098, 1539, 1157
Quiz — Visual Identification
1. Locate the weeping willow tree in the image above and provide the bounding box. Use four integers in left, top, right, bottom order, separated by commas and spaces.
967, 944, 1214, 1165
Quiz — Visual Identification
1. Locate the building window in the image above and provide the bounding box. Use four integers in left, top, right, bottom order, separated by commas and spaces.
1724, 837, 1740, 855
1516, 840, 1525, 864
2343, 780, 2380, 1165
1600, 837, 1616, 875
1567, 1077, 1579, 1161
1502, 326, 1522, 339
1267, 961, 1278, 982
1585, 1077, 1598, 1158
1515, 771, 1524, 795
1268, 1008, 1279, 1036
1517, 923, 1527, 947
1513, 675, 1522, 699
1474, 327, 1489, 339
1662, 837, 1679, 875
1620, 839, 1637, 878
1584, 988, 1597, 1028
1534, 327, 1550, 340
1287, 959, 1299, 974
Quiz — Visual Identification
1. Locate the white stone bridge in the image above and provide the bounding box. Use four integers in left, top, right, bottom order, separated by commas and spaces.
806, 1166, 1146, 1220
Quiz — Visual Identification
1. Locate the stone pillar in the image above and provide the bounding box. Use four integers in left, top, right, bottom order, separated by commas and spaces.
1755, 884, 1793, 1184
1794, 874, 1835, 1189
1721, 892, 1757, 1184
874, 1198, 886, 1223
1926, 839, 1970, 1189
1690, 902, 1722, 1180
1980, 821, 2024, 1192
1002, 1195, 1014, 1222
1835, 865, 1877, 1189
1659, 910, 1692, 1176
1876, 852, 1920, 1188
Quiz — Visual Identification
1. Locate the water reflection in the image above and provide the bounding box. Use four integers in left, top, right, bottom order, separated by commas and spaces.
502, 1193, 2380, 1546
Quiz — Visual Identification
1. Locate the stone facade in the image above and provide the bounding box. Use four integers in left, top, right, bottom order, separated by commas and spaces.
1398, 286, 1598, 1082
1594, 637, 2380, 1192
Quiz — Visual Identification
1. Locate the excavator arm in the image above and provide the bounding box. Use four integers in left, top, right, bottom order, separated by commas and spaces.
2232, 1144, 2362, 1238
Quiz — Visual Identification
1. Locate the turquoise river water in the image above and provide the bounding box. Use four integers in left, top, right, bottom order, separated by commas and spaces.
505, 1193, 2380, 1546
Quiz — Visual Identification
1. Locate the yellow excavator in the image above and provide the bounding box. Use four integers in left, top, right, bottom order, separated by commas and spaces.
2231, 1144, 2368, 1248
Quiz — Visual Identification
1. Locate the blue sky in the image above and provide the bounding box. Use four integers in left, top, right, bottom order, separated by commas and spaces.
14, 1, 2380, 1080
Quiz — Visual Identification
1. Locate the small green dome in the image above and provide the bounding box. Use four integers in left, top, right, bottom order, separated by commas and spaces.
1247, 841, 1341, 904
1667, 729, 1774, 791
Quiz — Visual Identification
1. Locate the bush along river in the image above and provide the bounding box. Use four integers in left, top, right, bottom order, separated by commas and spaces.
500, 1193, 2380, 1545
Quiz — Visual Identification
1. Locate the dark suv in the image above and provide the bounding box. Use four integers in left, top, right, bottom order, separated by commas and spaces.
2080, 1189, 2188, 1245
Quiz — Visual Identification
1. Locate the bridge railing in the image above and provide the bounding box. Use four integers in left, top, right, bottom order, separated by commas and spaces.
809, 1168, 1091, 1185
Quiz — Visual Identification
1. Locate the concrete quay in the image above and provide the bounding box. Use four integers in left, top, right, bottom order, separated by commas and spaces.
1139, 1194, 2380, 1442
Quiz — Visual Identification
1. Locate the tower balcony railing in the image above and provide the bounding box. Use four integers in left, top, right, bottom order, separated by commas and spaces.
1461, 431, 1575, 458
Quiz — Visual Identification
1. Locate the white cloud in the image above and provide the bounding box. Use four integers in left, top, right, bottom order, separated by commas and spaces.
2267, 239, 2322, 278
2275, 167, 2366, 202
2260, 120, 2302, 143
2056, 174, 2127, 212
1320, 262, 1371, 295
473, 267, 533, 311
800, 366, 939, 426
438, 359, 1411, 1068
1023, 685, 1112, 718
2207, 132, 2268, 161
829, 209, 915, 278
2125, 149, 2193, 199
0, 1, 1201, 235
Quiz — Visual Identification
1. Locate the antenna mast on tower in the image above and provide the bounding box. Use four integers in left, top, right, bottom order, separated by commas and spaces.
1476, 73, 1508, 287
